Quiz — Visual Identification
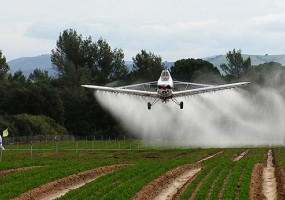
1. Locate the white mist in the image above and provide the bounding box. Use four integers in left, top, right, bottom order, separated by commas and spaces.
95, 86, 285, 147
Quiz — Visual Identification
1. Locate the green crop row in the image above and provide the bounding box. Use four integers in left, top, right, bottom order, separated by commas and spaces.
180, 148, 265, 200
0, 141, 271, 199
59, 148, 218, 200
180, 148, 240, 200
0, 142, 218, 199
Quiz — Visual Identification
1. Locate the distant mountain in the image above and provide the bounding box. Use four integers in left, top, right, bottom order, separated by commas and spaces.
8, 54, 285, 77
125, 61, 175, 71
8, 54, 55, 77
203, 54, 285, 74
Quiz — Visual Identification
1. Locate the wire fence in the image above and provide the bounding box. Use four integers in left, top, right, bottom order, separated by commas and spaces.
2, 135, 133, 145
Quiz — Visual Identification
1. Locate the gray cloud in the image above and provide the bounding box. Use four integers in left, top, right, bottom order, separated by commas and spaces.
2, 0, 285, 61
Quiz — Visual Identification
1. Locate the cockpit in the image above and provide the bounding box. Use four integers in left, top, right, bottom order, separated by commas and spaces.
160, 70, 170, 81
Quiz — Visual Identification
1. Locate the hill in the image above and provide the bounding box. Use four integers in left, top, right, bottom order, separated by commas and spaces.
8, 54, 55, 76
203, 54, 285, 74
7, 54, 285, 77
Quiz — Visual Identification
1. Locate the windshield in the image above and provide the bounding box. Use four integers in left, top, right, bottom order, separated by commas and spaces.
161, 70, 169, 81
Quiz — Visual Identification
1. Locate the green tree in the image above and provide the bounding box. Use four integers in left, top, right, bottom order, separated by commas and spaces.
0, 50, 9, 80
51, 29, 91, 96
170, 58, 222, 83
28, 69, 52, 87
7, 71, 27, 85
51, 29, 128, 136
220, 49, 251, 80
51, 29, 88, 75
0, 83, 64, 124
131, 50, 164, 81
51, 29, 128, 87
91, 38, 128, 84
245, 62, 285, 87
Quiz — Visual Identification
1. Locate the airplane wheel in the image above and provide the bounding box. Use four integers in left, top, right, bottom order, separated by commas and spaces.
148, 102, 152, 110
180, 101, 183, 109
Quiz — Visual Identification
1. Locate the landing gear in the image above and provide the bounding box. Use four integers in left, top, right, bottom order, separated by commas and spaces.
171, 98, 184, 109
148, 102, 152, 110
148, 98, 183, 110
180, 101, 183, 109
147, 98, 159, 110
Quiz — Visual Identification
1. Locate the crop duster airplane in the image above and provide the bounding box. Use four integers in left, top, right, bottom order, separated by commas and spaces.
82, 69, 249, 110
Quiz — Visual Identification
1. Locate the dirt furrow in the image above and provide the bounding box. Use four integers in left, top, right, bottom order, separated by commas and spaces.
262, 149, 277, 200
250, 163, 264, 200
275, 165, 285, 199
197, 150, 223, 163
132, 164, 202, 200
233, 149, 249, 161
0, 166, 44, 177
154, 167, 202, 200
134, 150, 224, 200
13, 164, 130, 200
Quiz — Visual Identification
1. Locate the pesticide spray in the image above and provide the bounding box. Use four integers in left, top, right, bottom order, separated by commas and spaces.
94, 85, 285, 147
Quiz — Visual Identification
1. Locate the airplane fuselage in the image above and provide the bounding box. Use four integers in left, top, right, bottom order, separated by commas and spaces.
157, 69, 174, 101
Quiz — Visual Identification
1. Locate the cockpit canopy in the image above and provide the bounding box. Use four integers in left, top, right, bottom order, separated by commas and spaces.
160, 70, 170, 81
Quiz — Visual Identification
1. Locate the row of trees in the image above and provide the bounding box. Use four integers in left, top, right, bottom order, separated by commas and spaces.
0, 29, 284, 137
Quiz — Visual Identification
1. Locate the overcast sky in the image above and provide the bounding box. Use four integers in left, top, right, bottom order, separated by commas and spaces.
1, 0, 285, 61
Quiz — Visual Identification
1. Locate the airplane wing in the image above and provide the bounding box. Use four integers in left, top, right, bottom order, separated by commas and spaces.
172, 82, 250, 97
173, 81, 214, 87
81, 85, 158, 98
116, 81, 157, 89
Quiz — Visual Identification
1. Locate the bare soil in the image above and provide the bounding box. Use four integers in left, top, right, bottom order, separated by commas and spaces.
233, 149, 249, 161
250, 163, 265, 200
133, 150, 225, 200
262, 149, 277, 200
154, 167, 202, 200
132, 163, 202, 200
13, 164, 130, 200
275, 165, 285, 199
0, 166, 44, 177
197, 150, 223, 163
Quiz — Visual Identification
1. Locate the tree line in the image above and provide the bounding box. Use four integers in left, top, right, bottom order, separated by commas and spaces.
0, 29, 284, 138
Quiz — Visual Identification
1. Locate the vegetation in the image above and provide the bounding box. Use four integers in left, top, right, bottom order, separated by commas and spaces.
220, 49, 251, 80
0, 29, 284, 138
181, 148, 264, 200
0, 141, 271, 199
170, 58, 222, 84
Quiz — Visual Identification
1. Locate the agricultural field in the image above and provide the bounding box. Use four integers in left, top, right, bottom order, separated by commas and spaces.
0, 140, 284, 199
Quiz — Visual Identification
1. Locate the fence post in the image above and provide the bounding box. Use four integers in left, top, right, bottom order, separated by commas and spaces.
76, 141, 78, 153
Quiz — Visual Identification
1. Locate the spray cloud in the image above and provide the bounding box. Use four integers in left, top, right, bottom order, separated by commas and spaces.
95, 84, 285, 147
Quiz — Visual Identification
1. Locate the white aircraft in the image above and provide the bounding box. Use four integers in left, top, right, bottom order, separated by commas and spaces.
82, 69, 249, 110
